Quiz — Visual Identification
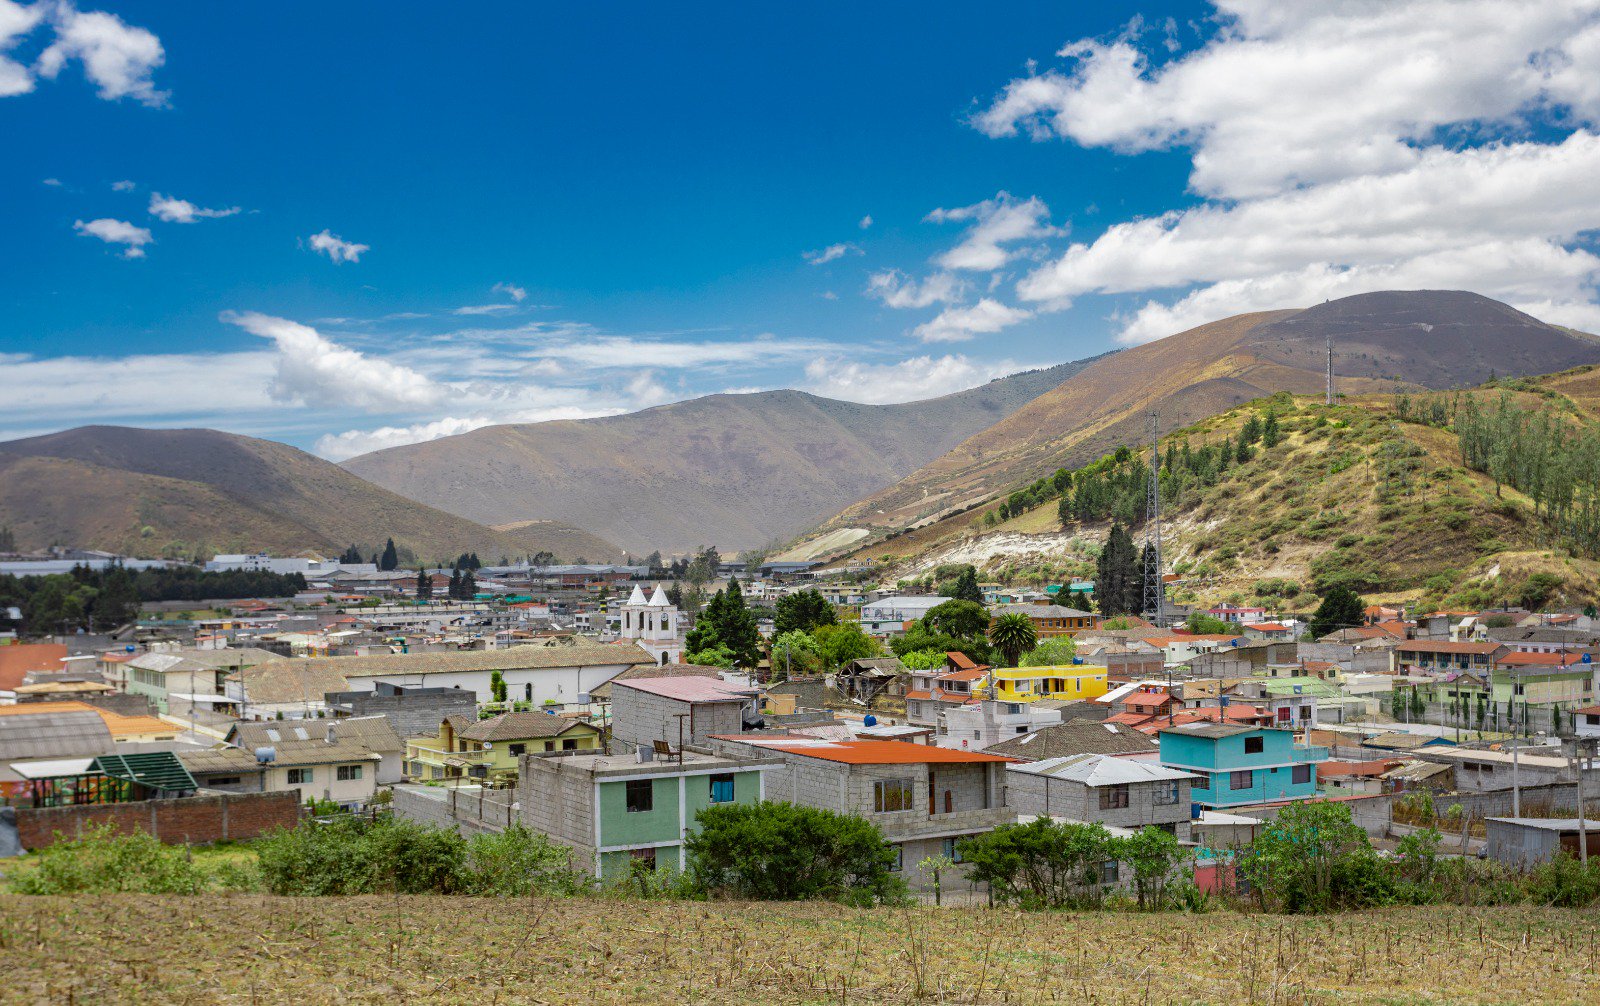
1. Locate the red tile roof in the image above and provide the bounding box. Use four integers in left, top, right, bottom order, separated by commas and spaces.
0, 643, 68, 691
1318, 760, 1401, 780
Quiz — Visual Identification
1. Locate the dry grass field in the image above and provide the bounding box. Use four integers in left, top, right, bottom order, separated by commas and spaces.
3, 895, 1598, 1005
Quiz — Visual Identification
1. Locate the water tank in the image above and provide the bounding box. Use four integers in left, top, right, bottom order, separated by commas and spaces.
863, 714, 878, 727
636, 744, 654, 763
254, 746, 276, 763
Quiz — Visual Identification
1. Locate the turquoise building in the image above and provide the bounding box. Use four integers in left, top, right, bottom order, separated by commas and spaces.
1157, 722, 1328, 810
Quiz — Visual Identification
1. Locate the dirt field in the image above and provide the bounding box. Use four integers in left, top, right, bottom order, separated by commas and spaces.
3, 896, 1598, 1005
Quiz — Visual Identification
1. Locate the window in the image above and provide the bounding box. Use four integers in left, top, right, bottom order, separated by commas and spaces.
562, 738, 580, 750
1098, 784, 1130, 810
874, 778, 915, 813
1191, 771, 1211, 791
942, 837, 964, 863
1098, 860, 1119, 884
210, 776, 242, 786
1244, 736, 1265, 754
509, 743, 526, 756
1153, 781, 1179, 806
337, 765, 363, 781
544, 741, 556, 752
1229, 770, 1253, 790
628, 847, 657, 870
709, 773, 735, 804
1291, 764, 1312, 785
287, 768, 313, 784
625, 779, 654, 813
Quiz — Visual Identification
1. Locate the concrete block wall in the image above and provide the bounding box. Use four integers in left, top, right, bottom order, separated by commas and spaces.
518, 755, 597, 867
342, 690, 477, 740
16, 791, 300, 850
613, 688, 745, 749
1005, 773, 1192, 839
390, 784, 515, 836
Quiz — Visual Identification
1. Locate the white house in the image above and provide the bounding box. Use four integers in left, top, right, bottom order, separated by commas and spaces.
859, 595, 950, 637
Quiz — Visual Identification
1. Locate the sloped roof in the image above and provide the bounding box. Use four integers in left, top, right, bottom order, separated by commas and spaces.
612, 676, 757, 703
587, 662, 725, 701
246, 643, 648, 689
985, 721, 1158, 761
0, 710, 114, 762
1012, 752, 1194, 785
93, 752, 197, 792
0, 643, 68, 691
460, 711, 597, 741
227, 715, 402, 753
722, 736, 1015, 765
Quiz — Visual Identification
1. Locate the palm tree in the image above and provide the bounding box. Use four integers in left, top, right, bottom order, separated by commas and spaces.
988, 612, 1038, 668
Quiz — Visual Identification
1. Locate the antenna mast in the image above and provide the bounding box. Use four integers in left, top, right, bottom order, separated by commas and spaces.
1143, 410, 1166, 628
1325, 332, 1335, 406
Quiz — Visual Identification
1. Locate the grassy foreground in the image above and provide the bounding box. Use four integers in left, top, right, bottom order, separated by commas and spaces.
2, 896, 1598, 1005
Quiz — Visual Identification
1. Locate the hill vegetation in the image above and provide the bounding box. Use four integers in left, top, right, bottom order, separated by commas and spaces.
0, 426, 618, 563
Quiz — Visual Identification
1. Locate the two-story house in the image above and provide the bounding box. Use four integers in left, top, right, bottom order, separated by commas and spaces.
992, 604, 1103, 640
715, 735, 1015, 888
407, 711, 603, 783
1007, 753, 1195, 839
978, 664, 1109, 704
904, 653, 989, 727
1157, 722, 1328, 810
937, 698, 1063, 751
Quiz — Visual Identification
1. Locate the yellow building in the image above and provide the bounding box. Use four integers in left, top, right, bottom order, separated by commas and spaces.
977, 665, 1109, 703
407, 711, 603, 784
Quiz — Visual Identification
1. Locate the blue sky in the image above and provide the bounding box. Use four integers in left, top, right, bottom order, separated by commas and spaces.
6, 1, 1600, 458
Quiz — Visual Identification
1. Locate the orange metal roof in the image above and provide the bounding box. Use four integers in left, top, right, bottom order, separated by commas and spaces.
1499, 651, 1582, 666
937, 667, 989, 682
0, 700, 176, 738
0, 643, 68, 691
720, 736, 1016, 765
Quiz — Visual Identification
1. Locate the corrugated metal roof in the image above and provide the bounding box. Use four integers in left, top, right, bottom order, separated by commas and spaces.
722, 736, 1015, 765
0, 710, 114, 762
92, 751, 197, 791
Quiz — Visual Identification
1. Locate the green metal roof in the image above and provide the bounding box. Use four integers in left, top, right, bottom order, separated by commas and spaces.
90, 752, 198, 792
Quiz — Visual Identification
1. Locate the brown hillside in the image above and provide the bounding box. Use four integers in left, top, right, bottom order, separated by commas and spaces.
342, 360, 1102, 554
0, 427, 618, 563
791, 290, 1600, 559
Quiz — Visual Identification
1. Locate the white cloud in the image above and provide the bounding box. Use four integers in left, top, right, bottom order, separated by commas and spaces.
452, 303, 517, 316
859, 215, 873, 230
111, 178, 134, 191
35, 3, 167, 107
803, 354, 1029, 404
73, 217, 151, 257
524, 332, 839, 370
222, 311, 444, 412
313, 417, 497, 461
803, 242, 863, 265
148, 192, 240, 223
866, 269, 965, 309
493, 282, 527, 302
0, 0, 45, 97
625, 372, 674, 408
912, 298, 1032, 343
925, 192, 1055, 272
971, 1, 1600, 344
41, 176, 61, 187
308, 229, 369, 263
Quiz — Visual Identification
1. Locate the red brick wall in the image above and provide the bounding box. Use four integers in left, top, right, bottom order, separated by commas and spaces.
16, 791, 301, 850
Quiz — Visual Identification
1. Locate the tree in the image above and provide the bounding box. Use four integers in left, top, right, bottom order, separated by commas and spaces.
1261, 410, 1282, 449
415, 566, 432, 600
489, 670, 507, 704
774, 590, 839, 636
1095, 524, 1141, 617
769, 631, 821, 680
379, 538, 399, 571
949, 566, 984, 604
685, 580, 760, 668
1186, 612, 1234, 634
1019, 636, 1077, 667
447, 568, 462, 599
458, 568, 478, 600
1237, 801, 1392, 912
922, 599, 990, 641
685, 802, 906, 904
957, 818, 1119, 909
644, 550, 663, 571
988, 612, 1038, 667
1239, 413, 1263, 447
813, 623, 882, 670
339, 545, 364, 564
1118, 826, 1188, 911
1308, 584, 1364, 638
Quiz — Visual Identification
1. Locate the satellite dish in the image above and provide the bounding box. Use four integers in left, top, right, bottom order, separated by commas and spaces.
482, 741, 493, 750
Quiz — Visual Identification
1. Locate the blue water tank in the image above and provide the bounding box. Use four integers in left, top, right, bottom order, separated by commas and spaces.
863, 714, 878, 726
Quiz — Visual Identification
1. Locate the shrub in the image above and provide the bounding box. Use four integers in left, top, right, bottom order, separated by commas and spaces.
465, 826, 585, 897
1237, 802, 1394, 913
684, 801, 906, 905
957, 818, 1121, 910
11, 823, 238, 895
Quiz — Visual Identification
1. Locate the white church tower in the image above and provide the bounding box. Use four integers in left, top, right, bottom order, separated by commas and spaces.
620, 583, 683, 665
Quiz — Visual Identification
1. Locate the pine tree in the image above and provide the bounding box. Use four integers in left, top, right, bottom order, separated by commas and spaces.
459, 568, 477, 600
1240, 413, 1263, 447
447, 568, 462, 599
416, 565, 432, 600
1095, 524, 1141, 617
1262, 410, 1282, 449
950, 566, 984, 604
379, 538, 399, 571
1308, 584, 1364, 638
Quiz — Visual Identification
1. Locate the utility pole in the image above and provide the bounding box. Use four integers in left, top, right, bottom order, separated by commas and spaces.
1325, 332, 1335, 406
1571, 735, 1593, 864
1511, 697, 1521, 818
1142, 410, 1166, 629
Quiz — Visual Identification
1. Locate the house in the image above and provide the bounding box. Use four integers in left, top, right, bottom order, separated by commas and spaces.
1007, 753, 1195, 839
937, 698, 1063, 751
0, 643, 68, 698
180, 741, 380, 809
518, 747, 779, 878
979, 665, 1109, 704
982, 720, 1159, 762
1206, 604, 1267, 624
714, 735, 1015, 888
1485, 817, 1600, 867
1413, 746, 1578, 793
1577, 704, 1600, 738
231, 643, 651, 717
323, 681, 478, 739
1390, 641, 1509, 673
228, 716, 405, 785
1140, 633, 1247, 665
992, 604, 1103, 639
1241, 622, 1295, 642
610, 676, 761, 750
858, 595, 950, 637
1316, 759, 1401, 796
1157, 722, 1328, 809
1233, 677, 1335, 728
904, 654, 990, 727
1076, 640, 1166, 678
407, 711, 603, 783
834, 656, 908, 706
124, 647, 281, 715
0, 709, 117, 798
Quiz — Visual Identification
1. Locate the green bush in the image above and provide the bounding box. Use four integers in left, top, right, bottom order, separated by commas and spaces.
11, 823, 249, 895
685, 801, 906, 905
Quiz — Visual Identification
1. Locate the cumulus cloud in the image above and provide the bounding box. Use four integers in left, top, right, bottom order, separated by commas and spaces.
111, 178, 134, 191
925, 192, 1056, 272
858, 215, 873, 230
803, 354, 1030, 404
972, 1, 1600, 344
493, 281, 527, 302
803, 242, 863, 265
0, 1, 43, 98
73, 217, 151, 257
307, 229, 369, 263
222, 311, 444, 411
41, 176, 61, 187
866, 269, 965, 309
148, 192, 240, 223
912, 298, 1033, 343
313, 417, 497, 461
35, 3, 167, 107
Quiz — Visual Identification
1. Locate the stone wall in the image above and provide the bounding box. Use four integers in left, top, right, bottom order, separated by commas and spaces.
390, 784, 515, 836
336, 689, 477, 740
15, 790, 300, 851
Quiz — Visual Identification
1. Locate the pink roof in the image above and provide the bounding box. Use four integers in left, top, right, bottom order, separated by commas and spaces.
612, 675, 756, 702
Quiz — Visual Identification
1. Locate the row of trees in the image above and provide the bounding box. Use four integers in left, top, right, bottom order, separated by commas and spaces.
0, 564, 307, 636
1455, 393, 1600, 557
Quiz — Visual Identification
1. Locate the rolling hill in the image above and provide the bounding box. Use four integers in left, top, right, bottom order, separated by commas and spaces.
341, 359, 1104, 554
0, 427, 619, 563
783, 291, 1600, 562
